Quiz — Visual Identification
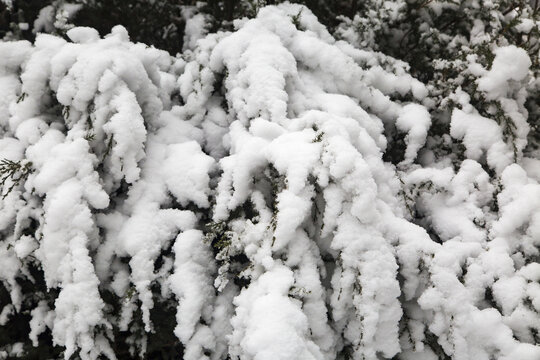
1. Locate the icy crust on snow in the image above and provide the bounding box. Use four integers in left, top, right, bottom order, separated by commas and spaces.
0, 3, 539, 360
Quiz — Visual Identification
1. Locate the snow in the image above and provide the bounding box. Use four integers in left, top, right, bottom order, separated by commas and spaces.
229, 266, 324, 360
163, 141, 214, 208
0, 2, 539, 360
450, 109, 513, 173
477, 45, 531, 100
516, 18, 535, 33
170, 230, 216, 360
396, 104, 431, 165
66, 27, 100, 44
0, 304, 14, 326
182, 8, 210, 52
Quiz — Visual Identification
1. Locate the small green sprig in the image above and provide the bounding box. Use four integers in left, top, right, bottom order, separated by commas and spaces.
0, 159, 33, 199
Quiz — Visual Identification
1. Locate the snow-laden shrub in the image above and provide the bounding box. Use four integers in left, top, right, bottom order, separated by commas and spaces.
0, 3, 539, 360
0, 24, 207, 358
336, 0, 540, 160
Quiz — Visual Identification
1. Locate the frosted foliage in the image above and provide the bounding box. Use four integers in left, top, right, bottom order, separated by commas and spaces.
0, 3, 539, 360
0, 24, 204, 359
